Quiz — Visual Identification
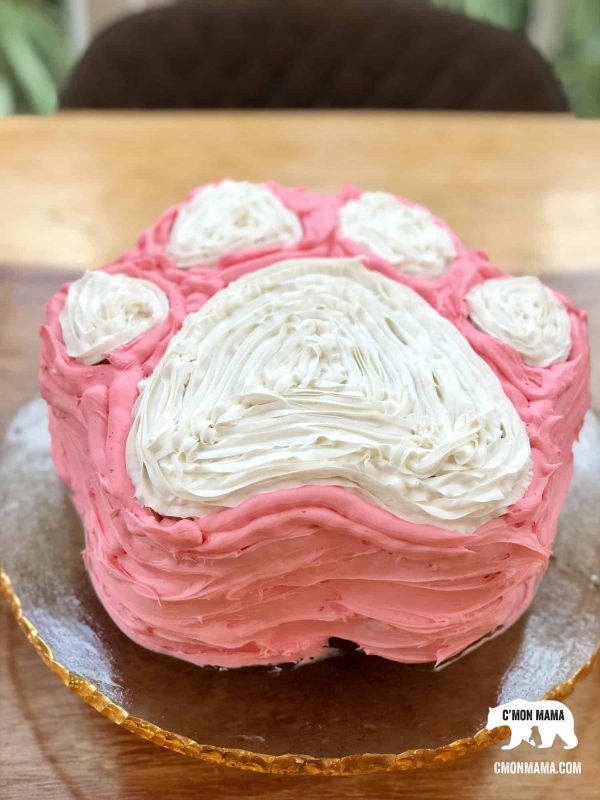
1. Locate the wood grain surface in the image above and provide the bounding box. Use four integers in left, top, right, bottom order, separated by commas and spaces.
0, 112, 599, 274
0, 111, 599, 799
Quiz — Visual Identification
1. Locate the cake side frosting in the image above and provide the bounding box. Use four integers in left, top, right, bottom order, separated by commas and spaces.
39, 181, 591, 668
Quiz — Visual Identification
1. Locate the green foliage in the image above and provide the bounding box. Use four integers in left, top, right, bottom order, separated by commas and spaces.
1, 0, 600, 117
556, 0, 600, 117
433, 0, 600, 117
0, 0, 72, 115
433, 0, 529, 29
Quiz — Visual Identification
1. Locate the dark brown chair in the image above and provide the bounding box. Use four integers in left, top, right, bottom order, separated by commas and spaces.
61, 0, 568, 111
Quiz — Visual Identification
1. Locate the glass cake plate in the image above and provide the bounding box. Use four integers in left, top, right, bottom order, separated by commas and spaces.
1, 398, 598, 776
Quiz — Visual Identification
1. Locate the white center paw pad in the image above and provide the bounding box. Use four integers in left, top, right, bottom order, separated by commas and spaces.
127, 258, 531, 532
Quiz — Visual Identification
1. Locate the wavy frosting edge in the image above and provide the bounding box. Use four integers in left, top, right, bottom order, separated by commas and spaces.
39, 182, 591, 669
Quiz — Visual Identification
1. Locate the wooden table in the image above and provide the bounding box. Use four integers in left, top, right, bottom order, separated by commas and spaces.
1, 111, 600, 275
0, 112, 598, 800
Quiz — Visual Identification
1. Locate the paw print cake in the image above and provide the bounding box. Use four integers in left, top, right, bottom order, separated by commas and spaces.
39, 180, 590, 668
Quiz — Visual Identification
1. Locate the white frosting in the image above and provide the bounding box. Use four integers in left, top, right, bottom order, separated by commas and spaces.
127, 258, 531, 532
60, 271, 169, 365
338, 192, 456, 276
168, 180, 303, 268
466, 277, 572, 368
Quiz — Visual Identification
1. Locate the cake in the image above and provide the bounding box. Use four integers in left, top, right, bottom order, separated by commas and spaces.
39, 180, 590, 668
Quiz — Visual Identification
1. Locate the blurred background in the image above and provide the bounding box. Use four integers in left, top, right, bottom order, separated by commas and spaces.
0, 0, 598, 116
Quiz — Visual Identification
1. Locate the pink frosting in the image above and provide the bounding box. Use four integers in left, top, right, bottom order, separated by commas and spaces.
39, 182, 590, 668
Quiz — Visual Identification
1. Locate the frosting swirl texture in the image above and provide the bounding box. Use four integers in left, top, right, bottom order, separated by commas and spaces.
338, 192, 456, 275
466, 276, 572, 367
59, 270, 168, 365
168, 180, 303, 268
127, 257, 531, 532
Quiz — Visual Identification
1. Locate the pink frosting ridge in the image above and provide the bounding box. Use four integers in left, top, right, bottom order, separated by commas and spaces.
39, 181, 590, 668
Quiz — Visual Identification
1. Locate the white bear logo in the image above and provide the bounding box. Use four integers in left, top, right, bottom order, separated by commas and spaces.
486, 699, 578, 750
